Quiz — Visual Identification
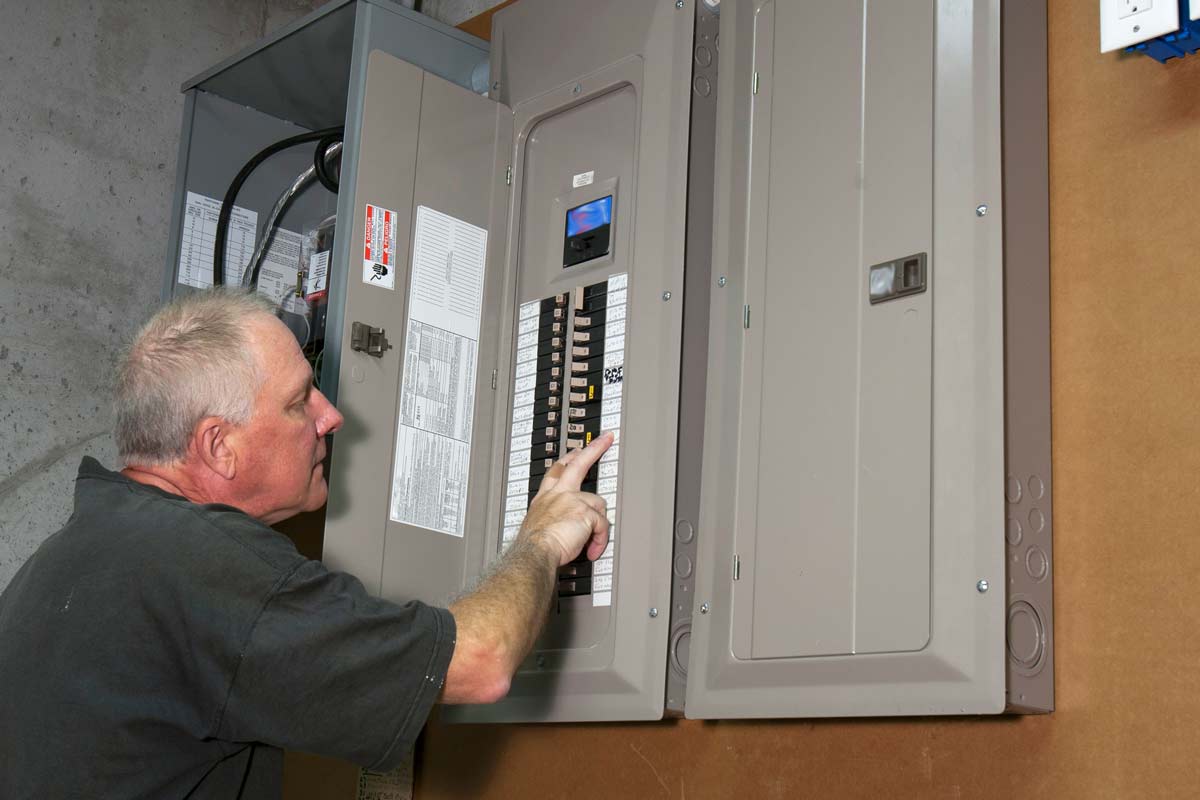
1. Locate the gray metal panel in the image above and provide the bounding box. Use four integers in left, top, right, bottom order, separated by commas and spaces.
686, 0, 1006, 719
489, 1, 666, 109
322, 1, 492, 403
379, 69, 513, 605
181, 0, 356, 92
733, 0, 859, 661
162, 92, 196, 302
322, 51, 424, 596
323, 52, 508, 603
163, 91, 339, 299
185, 3, 358, 131
1001, 0, 1054, 714
665, 0, 720, 716
506, 84, 634, 659
445, 0, 695, 724
853, 0, 934, 656
728, 0, 933, 663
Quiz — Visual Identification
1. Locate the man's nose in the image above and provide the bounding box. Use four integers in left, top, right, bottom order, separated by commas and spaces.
313, 389, 345, 436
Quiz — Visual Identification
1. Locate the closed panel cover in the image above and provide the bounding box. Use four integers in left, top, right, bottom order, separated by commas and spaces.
732, 0, 932, 664
323, 52, 511, 607
444, 0, 695, 723
687, 0, 1005, 718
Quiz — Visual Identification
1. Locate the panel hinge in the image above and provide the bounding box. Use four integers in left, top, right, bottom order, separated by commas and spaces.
491, 368, 498, 390
752, 71, 759, 95
505, 165, 512, 186
743, 304, 751, 329
733, 554, 741, 581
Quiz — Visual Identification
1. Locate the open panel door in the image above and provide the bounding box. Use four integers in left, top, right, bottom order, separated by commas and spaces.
323, 51, 513, 608
686, 0, 1007, 718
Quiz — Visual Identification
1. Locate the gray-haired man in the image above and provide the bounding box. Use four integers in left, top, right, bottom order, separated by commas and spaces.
0, 290, 611, 799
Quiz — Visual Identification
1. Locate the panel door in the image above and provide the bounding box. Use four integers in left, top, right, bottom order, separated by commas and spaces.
322, 51, 513, 610
686, 0, 1007, 719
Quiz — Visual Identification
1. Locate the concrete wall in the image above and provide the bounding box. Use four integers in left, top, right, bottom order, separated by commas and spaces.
0, 0, 328, 590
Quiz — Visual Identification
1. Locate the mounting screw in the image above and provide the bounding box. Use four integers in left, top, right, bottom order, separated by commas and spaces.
977, 579, 989, 593
718, 276, 727, 287
700, 602, 710, 614
649, 607, 659, 618
662, 290, 672, 301
572, 83, 582, 95
676, 0, 685, 7
1134, 24, 1141, 33
975, 204, 988, 218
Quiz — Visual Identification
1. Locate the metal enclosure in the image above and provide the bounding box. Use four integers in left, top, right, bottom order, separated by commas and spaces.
685, 0, 1052, 718
162, 0, 489, 402
441, 0, 698, 723
1001, 0, 1054, 713
323, 0, 698, 723
167, 0, 1051, 724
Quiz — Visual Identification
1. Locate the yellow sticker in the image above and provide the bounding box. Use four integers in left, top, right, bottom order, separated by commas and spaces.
588, 385, 595, 400
586, 432, 593, 445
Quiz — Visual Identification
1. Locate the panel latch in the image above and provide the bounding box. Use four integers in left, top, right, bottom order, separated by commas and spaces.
350, 321, 392, 358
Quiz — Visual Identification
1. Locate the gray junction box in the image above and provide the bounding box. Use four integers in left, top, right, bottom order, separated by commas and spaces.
164, 0, 1053, 722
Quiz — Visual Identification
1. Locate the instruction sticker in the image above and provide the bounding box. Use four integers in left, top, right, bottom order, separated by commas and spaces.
572, 170, 595, 188
305, 250, 330, 296
362, 203, 398, 289
177, 191, 258, 288
254, 228, 306, 315
388, 206, 488, 537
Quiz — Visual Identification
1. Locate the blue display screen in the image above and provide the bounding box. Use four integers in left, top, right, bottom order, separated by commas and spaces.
566, 195, 613, 237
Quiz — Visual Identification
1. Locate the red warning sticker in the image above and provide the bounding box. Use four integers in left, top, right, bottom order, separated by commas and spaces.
362, 203, 397, 290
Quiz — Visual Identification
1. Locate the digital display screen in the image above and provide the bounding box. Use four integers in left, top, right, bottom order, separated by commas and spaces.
566, 195, 613, 237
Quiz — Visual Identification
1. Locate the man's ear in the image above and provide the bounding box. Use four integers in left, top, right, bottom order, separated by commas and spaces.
192, 416, 237, 481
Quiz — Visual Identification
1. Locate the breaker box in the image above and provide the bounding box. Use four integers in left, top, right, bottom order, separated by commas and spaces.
683, 0, 1053, 718
162, 0, 490, 401
165, 0, 1053, 723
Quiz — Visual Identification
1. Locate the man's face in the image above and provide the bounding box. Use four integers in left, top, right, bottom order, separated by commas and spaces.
231, 316, 344, 524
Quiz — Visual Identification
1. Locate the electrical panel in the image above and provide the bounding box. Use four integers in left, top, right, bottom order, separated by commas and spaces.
167, 0, 1052, 723
270, 0, 697, 723
684, 0, 1053, 718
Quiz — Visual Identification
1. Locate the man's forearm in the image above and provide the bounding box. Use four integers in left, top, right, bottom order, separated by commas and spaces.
441, 436, 611, 703
448, 532, 559, 686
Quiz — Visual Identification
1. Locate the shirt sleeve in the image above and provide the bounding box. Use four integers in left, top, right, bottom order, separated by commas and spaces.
214, 559, 456, 770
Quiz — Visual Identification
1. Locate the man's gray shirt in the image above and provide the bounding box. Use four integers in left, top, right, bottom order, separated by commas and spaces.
0, 458, 456, 799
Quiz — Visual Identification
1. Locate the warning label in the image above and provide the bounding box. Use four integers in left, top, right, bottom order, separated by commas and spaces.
363, 203, 398, 290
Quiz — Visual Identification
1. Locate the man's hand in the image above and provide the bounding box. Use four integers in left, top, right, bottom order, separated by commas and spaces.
441, 431, 614, 704
518, 432, 613, 567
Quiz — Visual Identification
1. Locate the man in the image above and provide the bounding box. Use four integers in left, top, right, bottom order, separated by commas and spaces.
0, 289, 612, 799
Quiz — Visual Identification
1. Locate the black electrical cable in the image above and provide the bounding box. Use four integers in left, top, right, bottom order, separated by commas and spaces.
313, 132, 343, 193
212, 126, 344, 287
